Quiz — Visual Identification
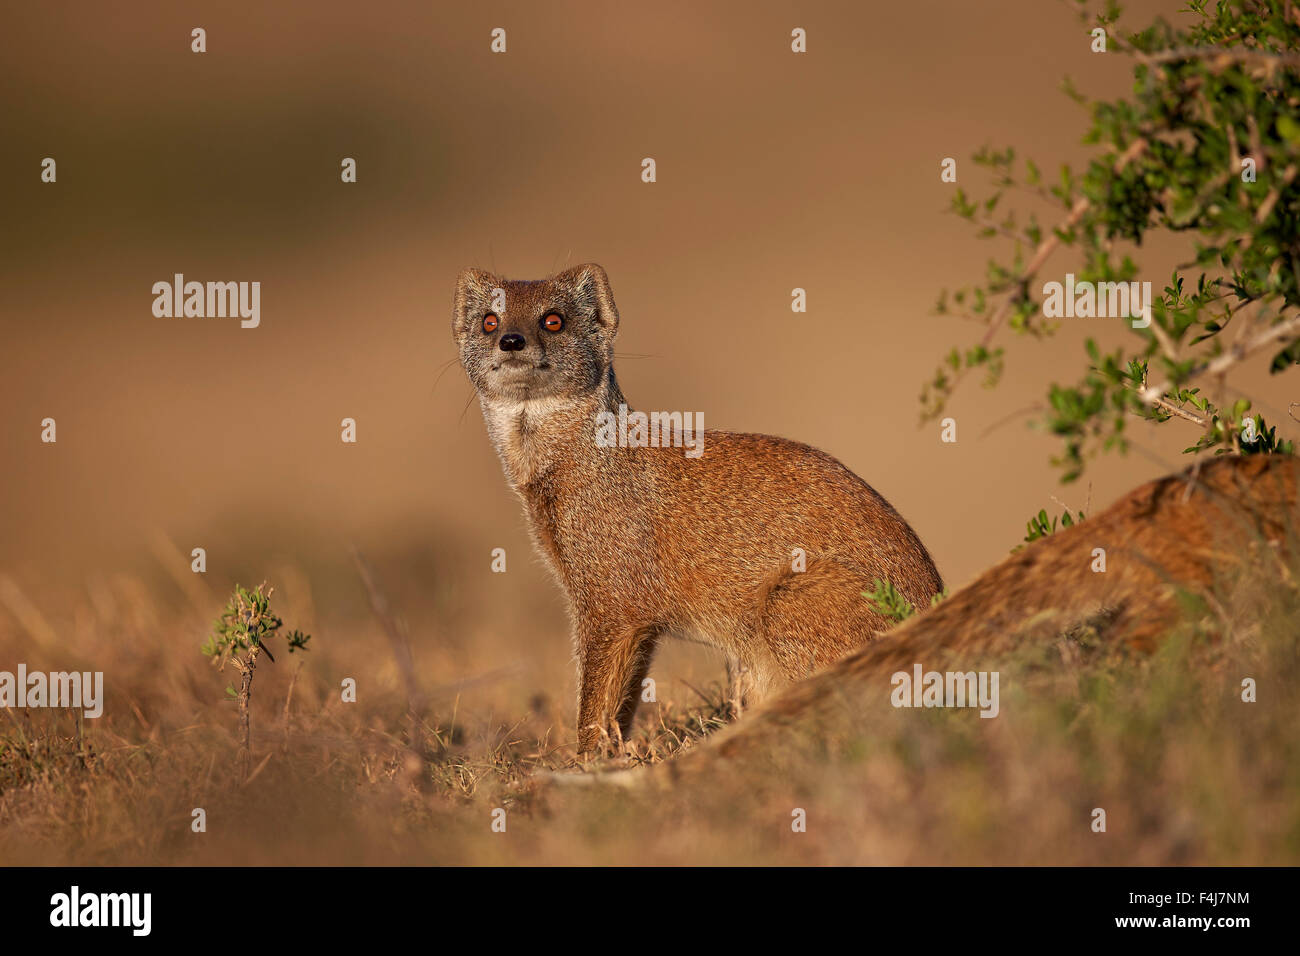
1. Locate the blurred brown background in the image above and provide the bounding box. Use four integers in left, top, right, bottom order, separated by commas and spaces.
2, 1, 1294, 695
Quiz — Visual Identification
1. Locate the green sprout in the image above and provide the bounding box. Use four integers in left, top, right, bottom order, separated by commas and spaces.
203, 582, 310, 780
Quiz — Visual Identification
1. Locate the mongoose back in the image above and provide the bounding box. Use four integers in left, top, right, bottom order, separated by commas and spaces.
453, 263, 943, 752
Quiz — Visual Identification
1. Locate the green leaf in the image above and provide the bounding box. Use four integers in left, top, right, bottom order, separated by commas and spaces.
1277, 115, 1300, 147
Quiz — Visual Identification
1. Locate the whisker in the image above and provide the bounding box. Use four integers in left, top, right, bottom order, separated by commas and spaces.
429, 355, 461, 396
458, 386, 478, 425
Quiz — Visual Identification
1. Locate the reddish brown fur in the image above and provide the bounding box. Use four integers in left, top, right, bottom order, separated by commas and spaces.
667, 454, 1300, 775
454, 264, 943, 752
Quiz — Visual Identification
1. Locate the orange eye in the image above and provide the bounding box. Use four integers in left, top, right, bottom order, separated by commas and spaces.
542, 313, 564, 332
482, 313, 499, 333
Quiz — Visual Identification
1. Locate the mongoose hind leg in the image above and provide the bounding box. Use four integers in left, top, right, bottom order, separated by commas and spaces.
753, 558, 895, 684
722, 658, 754, 717
725, 654, 758, 716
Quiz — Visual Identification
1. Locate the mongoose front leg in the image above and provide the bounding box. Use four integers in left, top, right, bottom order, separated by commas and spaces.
575, 624, 659, 754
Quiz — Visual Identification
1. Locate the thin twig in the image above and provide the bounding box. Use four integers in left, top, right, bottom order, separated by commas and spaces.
350, 547, 426, 717
1149, 394, 1208, 427
281, 659, 303, 754
1132, 46, 1300, 69
1141, 310, 1300, 406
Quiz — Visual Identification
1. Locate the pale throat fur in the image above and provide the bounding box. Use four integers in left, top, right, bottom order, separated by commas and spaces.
478, 368, 631, 492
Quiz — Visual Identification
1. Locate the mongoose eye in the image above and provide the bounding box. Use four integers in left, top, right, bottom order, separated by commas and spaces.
542, 312, 564, 333
482, 313, 499, 333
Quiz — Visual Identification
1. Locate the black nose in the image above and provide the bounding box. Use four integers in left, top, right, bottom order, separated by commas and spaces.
499, 333, 526, 352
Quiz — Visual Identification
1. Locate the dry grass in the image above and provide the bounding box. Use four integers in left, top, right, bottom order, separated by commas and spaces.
1, 529, 1298, 866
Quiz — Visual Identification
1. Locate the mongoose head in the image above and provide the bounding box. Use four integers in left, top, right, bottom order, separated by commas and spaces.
453, 263, 620, 404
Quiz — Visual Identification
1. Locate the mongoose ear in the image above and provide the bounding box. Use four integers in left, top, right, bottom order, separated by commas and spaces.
558, 263, 619, 337
453, 268, 500, 344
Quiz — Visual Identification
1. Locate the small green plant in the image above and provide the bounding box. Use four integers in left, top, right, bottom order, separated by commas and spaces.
863, 579, 948, 624
203, 583, 310, 780
864, 578, 915, 623
1020, 506, 1086, 548
1184, 407, 1295, 456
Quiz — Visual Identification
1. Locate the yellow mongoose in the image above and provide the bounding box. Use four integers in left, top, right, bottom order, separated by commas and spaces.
453, 263, 943, 751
